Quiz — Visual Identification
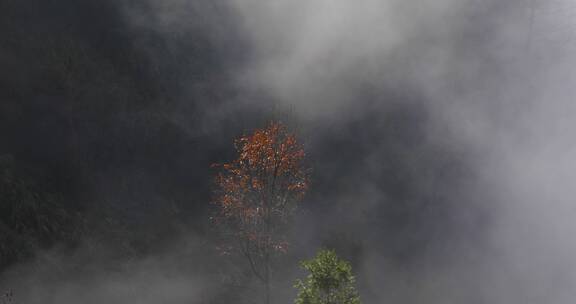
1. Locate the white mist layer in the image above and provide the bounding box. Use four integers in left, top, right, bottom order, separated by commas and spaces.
231, 0, 576, 303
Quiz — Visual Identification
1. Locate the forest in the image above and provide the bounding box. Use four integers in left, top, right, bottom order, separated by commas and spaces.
2, 0, 576, 303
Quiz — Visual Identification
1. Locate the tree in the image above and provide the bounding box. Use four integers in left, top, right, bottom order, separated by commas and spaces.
212, 121, 309, 304
294, 249, 361, 304
0, 158, 77, 270
0, 290, 14, 304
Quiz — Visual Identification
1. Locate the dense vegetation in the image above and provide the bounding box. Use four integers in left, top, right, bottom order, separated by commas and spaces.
0, 0, 244, 268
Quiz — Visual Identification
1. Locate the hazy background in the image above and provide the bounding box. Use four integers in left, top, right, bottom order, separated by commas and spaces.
1, 0, 576, 303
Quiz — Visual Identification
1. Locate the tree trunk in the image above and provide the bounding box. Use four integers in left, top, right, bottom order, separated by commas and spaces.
265, 278, 270, 304
264, 249, 271, 304
264, 198, 272, 304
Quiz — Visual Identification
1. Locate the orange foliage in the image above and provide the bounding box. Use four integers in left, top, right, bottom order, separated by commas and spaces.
212, 122, 309, 270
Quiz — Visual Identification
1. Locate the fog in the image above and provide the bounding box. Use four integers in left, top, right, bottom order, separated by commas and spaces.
2, 0, 576, 303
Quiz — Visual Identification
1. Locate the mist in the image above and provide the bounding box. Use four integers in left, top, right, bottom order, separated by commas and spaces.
2, 0, 576, 303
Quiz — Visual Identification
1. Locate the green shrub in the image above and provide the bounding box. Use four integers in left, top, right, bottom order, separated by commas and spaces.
294, 249, 361, 304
